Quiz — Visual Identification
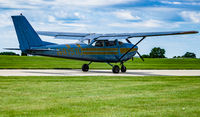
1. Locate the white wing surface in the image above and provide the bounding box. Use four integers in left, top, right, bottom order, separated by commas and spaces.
37, 31, 198, 40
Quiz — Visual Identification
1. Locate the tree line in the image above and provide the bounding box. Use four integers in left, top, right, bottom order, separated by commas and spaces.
142, 47, 197, 58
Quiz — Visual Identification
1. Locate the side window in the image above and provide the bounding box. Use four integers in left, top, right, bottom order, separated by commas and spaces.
105, 40, 117, 46
92, 40, 104, 47
105, 41, 114, 46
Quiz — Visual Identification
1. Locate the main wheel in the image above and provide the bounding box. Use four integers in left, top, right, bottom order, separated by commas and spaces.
82, 64, 89, 72
121, 65, 126, 73
112, 65, 120, 73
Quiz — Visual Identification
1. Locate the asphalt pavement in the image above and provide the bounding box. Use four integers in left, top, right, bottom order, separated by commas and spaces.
0, 69, 200, 76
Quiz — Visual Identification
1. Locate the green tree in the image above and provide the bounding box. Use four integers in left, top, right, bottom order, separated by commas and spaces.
182, 52, 196, 58
0, 52, 19, 56
149, 47, 166, 58
142, 54, 150, 58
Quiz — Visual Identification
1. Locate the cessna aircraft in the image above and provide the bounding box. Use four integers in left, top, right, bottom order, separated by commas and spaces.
9, 15, 198, 73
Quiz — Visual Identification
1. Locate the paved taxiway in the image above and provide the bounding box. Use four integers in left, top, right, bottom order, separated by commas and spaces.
0, 69, 200, 76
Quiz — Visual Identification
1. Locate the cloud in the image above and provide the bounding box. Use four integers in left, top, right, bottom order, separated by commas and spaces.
161, 1, 182, 5
0, 0, 137, 9
181, 11, 200, 23
53, 0, 137, 7
113, 10, 141, 21
0, 10, 25, 28
0, 0, 39, 9
109, 19, 179, 28
48, 15, 56, 22
161, 1, 200, 5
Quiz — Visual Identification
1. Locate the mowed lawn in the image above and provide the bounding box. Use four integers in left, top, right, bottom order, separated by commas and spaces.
0, 76, 200, 117
0, 55, 200, 69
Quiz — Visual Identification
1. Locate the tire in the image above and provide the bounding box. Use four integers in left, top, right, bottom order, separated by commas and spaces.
82, 64, 89, 72
112, 65, 120, 73
121, 65, 126, 73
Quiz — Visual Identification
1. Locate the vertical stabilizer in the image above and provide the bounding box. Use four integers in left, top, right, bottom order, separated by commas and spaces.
11, 15, 44, 51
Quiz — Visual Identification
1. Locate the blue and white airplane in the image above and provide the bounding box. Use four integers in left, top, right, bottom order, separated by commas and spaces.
9, 15, 198, 73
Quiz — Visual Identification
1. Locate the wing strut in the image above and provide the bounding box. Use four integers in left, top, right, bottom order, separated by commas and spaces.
119, 36, 146, 61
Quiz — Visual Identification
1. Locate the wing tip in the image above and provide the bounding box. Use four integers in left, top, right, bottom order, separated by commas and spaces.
181, 31, 199, 34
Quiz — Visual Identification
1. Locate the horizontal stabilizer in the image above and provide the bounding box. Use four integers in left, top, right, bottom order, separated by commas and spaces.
4, 48, 21, 50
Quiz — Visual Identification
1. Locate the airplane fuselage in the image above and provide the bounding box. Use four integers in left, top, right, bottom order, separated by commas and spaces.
29, 43, 138, 62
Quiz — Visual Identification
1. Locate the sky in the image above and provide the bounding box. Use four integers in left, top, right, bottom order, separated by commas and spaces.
0, 0, 199, 58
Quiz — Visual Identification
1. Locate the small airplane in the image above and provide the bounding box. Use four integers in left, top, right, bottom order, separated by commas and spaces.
8, 14, 198, 73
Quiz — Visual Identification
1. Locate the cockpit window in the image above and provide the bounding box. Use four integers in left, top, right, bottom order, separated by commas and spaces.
92, 40, 122, 47
92, 40, 105, 47
105, 40, 116, 46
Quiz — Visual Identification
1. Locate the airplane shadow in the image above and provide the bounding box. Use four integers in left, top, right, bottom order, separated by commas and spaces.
24, 70, 166, 76
89, 70, 164, 76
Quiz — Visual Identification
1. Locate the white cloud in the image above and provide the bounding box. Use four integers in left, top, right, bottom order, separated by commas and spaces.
48, 15, 56, 22
161, 1, 182, 5
114, 10, 141, 20
0, 0, 137, 9
181, 11, 200, 23
54, 0, 137, 7
161, 1, 200, 5
0, 0, 39, 9
109, 19, 179, 28
0, 10, 25, 28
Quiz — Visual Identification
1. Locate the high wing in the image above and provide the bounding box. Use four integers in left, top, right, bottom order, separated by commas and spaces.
37, 31, 95, 40
37, 31, 198, 40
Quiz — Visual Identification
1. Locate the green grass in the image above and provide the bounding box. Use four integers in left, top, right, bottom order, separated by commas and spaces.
0, 55, 200, 69
0, 76, 200, 117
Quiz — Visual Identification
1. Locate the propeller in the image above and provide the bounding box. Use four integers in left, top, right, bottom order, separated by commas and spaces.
120, 37, 146, 62
136, 51, 144, 61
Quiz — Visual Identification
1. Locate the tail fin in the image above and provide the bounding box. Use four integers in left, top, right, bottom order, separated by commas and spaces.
11, 15, 44, 51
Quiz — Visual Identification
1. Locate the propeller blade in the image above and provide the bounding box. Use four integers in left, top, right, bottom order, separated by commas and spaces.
137, 51, 144, 61
119, 37, 146, 61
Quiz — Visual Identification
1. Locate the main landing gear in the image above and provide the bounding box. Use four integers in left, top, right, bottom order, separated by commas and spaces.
81, 62, 127, 73
82, 62, 92, 72
108, 63, 127, 73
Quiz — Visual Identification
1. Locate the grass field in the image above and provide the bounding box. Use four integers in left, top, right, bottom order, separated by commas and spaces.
0, 76, 200, 117
0, 55, 200, 69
